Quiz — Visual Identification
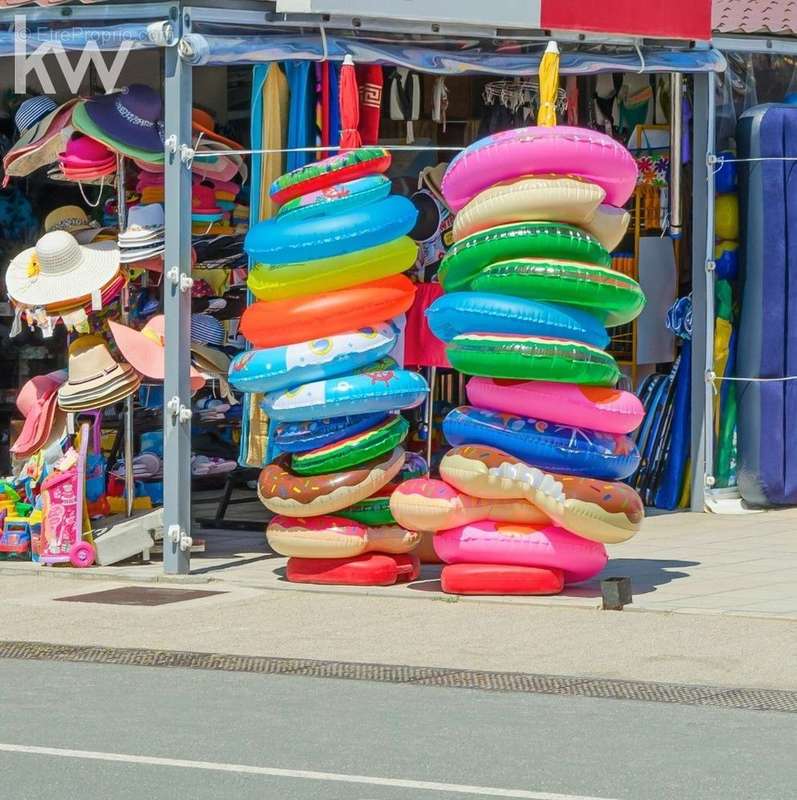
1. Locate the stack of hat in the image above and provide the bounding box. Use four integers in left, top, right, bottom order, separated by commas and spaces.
136, 170, 165, 204
2, 97, 77, 183
73, 84, 164, 165
58, 335, 141, 412
56, 133, 116, 181
118, 204, 165, 264
6, 230, 123, 317
11, 370, 67, 459
44, 206, 111, 245
190, 313, 225, 347
192, 184, 225, 231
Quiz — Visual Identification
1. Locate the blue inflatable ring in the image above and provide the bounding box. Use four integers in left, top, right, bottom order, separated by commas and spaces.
228, 323, 397, 395
274, 412, 390, 453
426, 291, 609, 349
245, 194, 418, 264
277, 175, 391, 221
442, 405, 640, 480
262, 360, 429, 422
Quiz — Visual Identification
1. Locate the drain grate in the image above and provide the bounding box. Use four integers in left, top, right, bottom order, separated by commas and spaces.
54, 587, 226, 606
1, 640, 795, 714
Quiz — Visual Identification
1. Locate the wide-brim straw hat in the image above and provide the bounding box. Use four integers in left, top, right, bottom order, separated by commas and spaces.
72, 101, 164, 164
44, 205, 106, 244
3, 101, 78, 178
6, 230, 120, 308
11, 370, 67, 456
192, 108, 241, 150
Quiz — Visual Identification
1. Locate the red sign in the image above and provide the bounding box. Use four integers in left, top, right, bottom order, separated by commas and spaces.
540, 0, 712, 41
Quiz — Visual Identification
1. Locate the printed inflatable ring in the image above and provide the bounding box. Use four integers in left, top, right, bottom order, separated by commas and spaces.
426, 292, 608, 349
439, 222, 611, 293
270, 147, 391, 205
452, 176, 606, 242
267, 514, 420, 559
258, 446, 405, 517
248, 236, 418, 302
390, 478, 549, 532
440, 563, 565, 596
467, 378, 645, 435
441, 126, 638, 211
262, 360, 429, 422
246, 195, 417, 265
277, 175, 391, 221
274, 412, 389, 454
440, 445, 644, 544
291, 415, 409, 476
286, 552, 420, 586
337, 494, 396, 527
471, 258, 645, 327
240, 275, 416, 348
446, 334, 620, 386
434, 520, 608, 584
229, 323, 397, 395
443, 406, 639, 480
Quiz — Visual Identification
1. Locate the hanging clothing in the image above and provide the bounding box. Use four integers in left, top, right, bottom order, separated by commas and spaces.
404, 283, 450, 369
284, 61, 316, 172
356, 65, 383, 145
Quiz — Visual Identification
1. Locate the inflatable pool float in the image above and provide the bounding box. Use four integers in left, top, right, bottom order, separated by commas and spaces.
467, 378, 644, 434
440, 445, 644, 544
248, 235, 418, 301
286, 552, 420, 586
470, 258, 645, 327
246, 195, 417, 265
443, 406, 639, 480
446, 333, 620, 386
390, 478, 549, 531
585, 204, 631, 252
439, 222, 610, 293
274, 412, 389, 453
336, 491, 396, 527
426, 292, 608, 349
262, 360, 428, 422
277, 175, 391, 221
291, 415, 409, 475
452, 176, 606, 241
441, 126, 637, 211
440, 563, 564, 595
434, 520, 608, 583
240, 275, 416, 348
267, 514, 420, 558
270, 147, 391, 205
229, 323, 397, 394
258, 447, 405, 517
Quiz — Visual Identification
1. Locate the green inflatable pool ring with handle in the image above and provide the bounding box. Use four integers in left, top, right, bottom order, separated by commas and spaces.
336, 495, 396, 527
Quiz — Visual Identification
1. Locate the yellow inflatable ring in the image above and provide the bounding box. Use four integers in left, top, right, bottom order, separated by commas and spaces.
248, 236, 418, 302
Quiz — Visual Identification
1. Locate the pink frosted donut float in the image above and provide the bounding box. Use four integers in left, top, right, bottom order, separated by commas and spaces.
467, 377, 644, 435
441, 126, 638, 212
434, 520, 608, 584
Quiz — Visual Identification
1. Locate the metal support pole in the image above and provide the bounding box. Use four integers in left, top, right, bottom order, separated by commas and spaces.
669, 72, 683, 238
689, 71, 716, 512
162, 19, 193, 573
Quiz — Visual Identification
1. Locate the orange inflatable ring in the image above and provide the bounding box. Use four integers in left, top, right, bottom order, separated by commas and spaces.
258, 447, 405, 517
267, 514, 420, 558
240, 275, 416, 348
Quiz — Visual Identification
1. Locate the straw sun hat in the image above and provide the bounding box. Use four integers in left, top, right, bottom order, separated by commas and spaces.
6, 230, 120, 308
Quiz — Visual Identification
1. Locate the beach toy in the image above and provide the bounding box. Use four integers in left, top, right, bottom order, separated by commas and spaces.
267, 514, 420, 558
586, 204, 631, 252
434, 520, 608, 583
426, 292, 608, 349
446, 333, 619, 385
240, 275, 416, 348
336, 490, 396, 527
228, 323, 397, 394
274, 412, 389, 454
440, 563, 565, 595
439, 222, 611, 293
248, 235, 418, 301
258, 447, 405, 517
286, 552, 420, 586
441, 126, 638, 211
277, 175, 392, 221
715, 193, 739, 241
270, 147, 391, 205
467, 378, 644, 434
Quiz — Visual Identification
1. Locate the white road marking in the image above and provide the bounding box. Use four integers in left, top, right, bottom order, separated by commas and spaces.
0, 742, 620, 800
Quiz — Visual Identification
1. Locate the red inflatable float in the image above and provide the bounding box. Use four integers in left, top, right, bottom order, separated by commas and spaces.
286, 552, 421, 586
440, 563, 564, 595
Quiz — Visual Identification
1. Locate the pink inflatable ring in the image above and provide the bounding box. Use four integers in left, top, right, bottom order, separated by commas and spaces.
434, 520, 608, 584
441, 126, 638, 211
467, 377, 644, 435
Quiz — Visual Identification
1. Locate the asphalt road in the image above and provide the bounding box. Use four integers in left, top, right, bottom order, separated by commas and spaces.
1, 659, 796, 800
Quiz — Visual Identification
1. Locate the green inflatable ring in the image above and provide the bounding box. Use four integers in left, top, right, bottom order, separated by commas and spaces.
439, 222, 611, 293
337, 495, 396, 526
291, 415, 409, 476
446, 333, 620, 386
472, 258, 645, 327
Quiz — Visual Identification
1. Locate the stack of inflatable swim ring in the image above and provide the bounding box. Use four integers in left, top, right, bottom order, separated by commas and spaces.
394, 126, 648, 595
229, 148, 430, 586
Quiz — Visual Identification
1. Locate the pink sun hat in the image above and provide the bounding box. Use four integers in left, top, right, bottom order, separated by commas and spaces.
11, 370, 67, 457
60, 133, 115, 167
